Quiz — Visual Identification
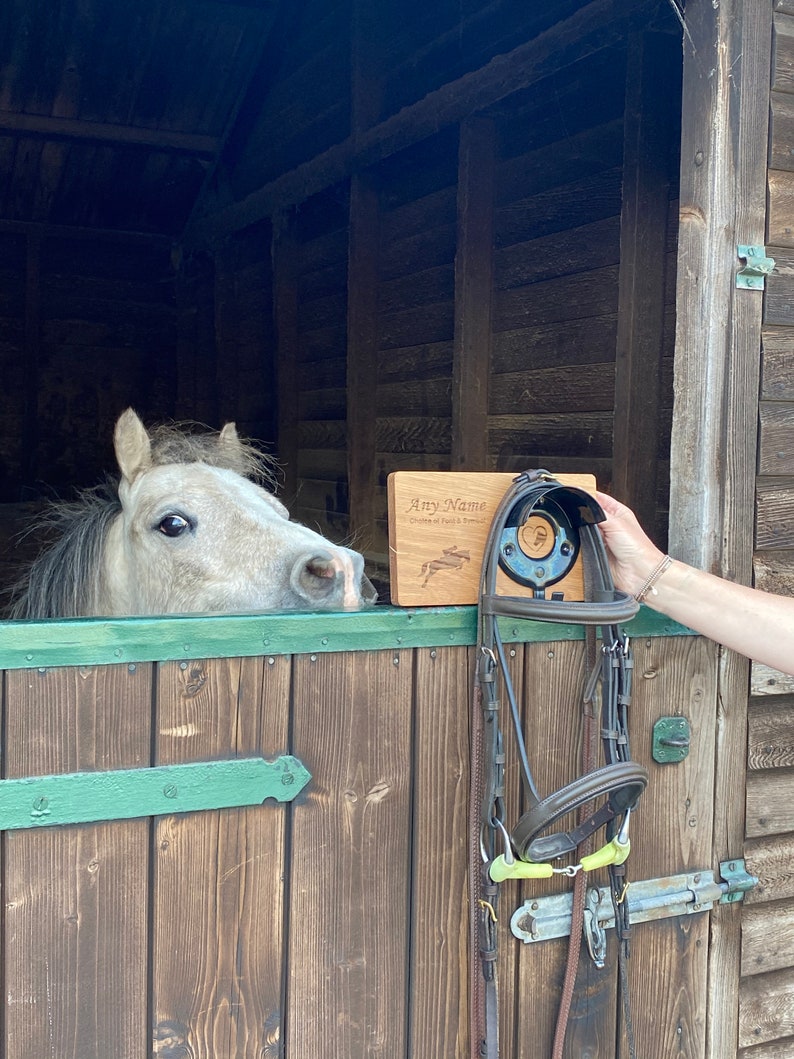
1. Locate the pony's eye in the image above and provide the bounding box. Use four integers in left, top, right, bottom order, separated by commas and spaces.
158, 514, 191, 538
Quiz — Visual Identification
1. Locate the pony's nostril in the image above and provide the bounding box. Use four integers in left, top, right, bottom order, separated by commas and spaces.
291, 550, 373, 608
291, 551, 341, 601
305, 555, 337, 580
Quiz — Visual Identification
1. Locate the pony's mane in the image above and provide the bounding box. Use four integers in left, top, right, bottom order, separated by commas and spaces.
5, 422, 279, 620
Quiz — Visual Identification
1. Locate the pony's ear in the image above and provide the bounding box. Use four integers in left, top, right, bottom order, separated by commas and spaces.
114, 408, 153, 483
218, 422, 244, 459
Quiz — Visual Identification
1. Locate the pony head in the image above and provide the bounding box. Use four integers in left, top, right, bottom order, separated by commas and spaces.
9, 409, 376, 618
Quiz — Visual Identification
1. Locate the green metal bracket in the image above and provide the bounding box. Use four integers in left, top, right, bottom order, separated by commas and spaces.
0, 755, 311, 831
736, 245, 775, 289
652, 716, 691, 763
718, 858, 758, 904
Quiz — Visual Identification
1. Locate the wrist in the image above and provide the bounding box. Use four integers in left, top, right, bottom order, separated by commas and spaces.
634, 554, 673, 604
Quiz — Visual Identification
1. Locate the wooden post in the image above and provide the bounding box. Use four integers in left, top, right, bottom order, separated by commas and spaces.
346, 173, 379, 547
452, 117, 495, 470
272, 213, 300, 505
613, 32, 676, 534
213, 239, 236, 425
346, 0, 382, 546
670, 4, 773, 1059
23, 233, 41, 486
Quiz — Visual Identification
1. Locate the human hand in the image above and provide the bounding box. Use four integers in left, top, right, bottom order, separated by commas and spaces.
594, 492, 665, 597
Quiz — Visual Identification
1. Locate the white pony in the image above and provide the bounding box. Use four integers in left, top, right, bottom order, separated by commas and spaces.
9, 409, 375, 618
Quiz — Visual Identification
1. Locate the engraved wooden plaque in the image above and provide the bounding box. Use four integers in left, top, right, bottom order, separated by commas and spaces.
387, 471, 597, 606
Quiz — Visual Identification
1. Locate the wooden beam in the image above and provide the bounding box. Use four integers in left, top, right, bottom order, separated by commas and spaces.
0, 218, 170, 244
346, 174, 380, 548
23, 233, 40, 488
185, 0, 657, 245
0, 111, 219, 158
272, 215, 300, 506
669, 5, 772, 1059
612, 31, 676, 535
451, 117, 494, 470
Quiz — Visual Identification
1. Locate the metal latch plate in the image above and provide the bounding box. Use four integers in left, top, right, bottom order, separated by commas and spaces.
512, 870, 724, 944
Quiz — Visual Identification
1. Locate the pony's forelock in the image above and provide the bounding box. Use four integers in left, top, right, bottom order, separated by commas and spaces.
147, 422, 280, 489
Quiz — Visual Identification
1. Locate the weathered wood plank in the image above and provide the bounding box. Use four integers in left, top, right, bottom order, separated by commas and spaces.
3, 664, 152, 1059
409, 647, 471, 1056
765, 247, 794, 325
452, 116, 494, 470
738, 1038, 794, 1059
759, 403, 794, 474
494, 168, 623, 248
376, 415, 452, 454
742, 899, 794, 977
492, 265, 619, 332
379, 300, 455, 349
756, 478, 794, 549
746, 769, 794, 838
488, 363, 615, 415
488, 411, 613, 459
745, 832, 794, 904
762, 327, 794, 398
152, 656, 289, 1059
494, 215, 620, 290
287, 650, 413, 1058
490, 314, 618, 373
618, 636, 717, 1059
740, 968, 794, 1048
772, 11, 794, 93
754, 549, 794, 594
495, 119, 624, 208
770, 92, 794, 172
377, 377, 451, 417
767, 171, 794, 247
751, 664, 794, 696
748, 699, 794, 769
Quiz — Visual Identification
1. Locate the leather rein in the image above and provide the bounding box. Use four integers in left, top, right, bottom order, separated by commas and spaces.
469, 470, 648, 1059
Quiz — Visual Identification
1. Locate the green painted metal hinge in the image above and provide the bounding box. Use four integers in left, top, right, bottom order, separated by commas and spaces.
0, 755, 311, 831
736, 244, 775, 289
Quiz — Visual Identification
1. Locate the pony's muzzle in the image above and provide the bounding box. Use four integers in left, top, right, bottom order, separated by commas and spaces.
291, 550, 376, 609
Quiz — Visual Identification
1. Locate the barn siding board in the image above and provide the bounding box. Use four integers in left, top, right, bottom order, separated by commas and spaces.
287, 650, 413, 1059
152, 656, 289, 1059
409, 647, 471, 1056
3, 663, 152, 1059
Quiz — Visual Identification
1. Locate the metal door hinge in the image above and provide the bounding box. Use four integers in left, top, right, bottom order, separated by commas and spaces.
510, 859, 758, 945
0, 755, 311, 831
737, 245, 775, 289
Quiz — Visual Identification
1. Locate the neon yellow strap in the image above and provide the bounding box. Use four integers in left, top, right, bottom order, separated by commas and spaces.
488, 836, 630, 883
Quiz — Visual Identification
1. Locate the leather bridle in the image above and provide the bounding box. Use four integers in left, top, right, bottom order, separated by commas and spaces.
469, 470, 648, 1059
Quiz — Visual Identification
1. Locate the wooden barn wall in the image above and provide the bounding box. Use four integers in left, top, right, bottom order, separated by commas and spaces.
252, 33, 682, 586
0, 631, 713, 1059
740, 5, 794, 1054
0, 229, 178, 594
0, 231, 176, 503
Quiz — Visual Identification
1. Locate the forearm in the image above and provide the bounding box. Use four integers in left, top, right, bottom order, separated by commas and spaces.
644, 559, 794, 675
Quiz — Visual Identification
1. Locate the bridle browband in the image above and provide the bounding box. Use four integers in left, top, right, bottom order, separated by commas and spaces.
470, 470, 648, 1059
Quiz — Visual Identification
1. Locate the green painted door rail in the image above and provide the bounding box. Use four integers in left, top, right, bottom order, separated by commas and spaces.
0, 755, 311, 831
0, 605, 693, 671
